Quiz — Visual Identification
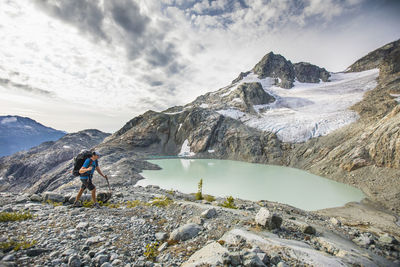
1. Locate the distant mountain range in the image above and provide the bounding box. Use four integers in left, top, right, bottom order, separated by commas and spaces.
0, 116, 66, 157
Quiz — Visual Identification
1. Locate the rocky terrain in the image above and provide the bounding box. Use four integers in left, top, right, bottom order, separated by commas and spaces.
0, 129, 109, 193
0, 116, 66, 157
0, 185, 399, 267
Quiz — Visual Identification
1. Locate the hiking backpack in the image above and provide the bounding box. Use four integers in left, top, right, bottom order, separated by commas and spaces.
72, 150, 93, 176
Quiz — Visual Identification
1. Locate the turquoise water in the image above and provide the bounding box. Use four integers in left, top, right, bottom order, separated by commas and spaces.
137, 159, 365, 211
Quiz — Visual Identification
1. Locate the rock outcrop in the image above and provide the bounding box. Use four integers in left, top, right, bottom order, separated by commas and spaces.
294, 62, 330, 83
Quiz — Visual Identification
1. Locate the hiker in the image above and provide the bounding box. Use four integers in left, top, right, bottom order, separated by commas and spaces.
73, 151, 108, 208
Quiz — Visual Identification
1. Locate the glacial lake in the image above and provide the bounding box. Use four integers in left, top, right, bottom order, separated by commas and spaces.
137, 159, 365, 211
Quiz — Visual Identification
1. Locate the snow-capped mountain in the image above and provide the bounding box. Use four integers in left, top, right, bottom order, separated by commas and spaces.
0, 115, 66, 157
180, 67, 378, 143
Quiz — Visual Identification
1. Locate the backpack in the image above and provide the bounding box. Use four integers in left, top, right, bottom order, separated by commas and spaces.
72, 150, 93, 176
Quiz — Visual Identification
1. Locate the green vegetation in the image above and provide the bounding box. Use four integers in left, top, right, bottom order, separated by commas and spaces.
99, 201, 121, 208
204, 194, 216, 202
195, 178, 203, 200
45, 199, 63, 207
126, 200, 146, 208
149, 196, 173, 207
0, 238, 37, 252
220, 196, 237, 209
144, 241, 159, 261
82, 200, 100, 208
0, 211, 33, 222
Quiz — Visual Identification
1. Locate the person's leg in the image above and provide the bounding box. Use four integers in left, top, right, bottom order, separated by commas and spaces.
74, 187, 85, 203
91, 187, 97, 203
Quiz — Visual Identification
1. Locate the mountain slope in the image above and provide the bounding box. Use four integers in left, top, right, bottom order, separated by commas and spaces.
0, 129, 109, 193
0, 115, 66, 157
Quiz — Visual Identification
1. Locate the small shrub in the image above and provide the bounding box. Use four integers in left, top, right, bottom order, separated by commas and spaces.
166, 189, 175, 195
99, 201, 121, 208
0, 211, 33, 222
220, 196, 237, 209
126, 200, 147, 208
0, 238, 37, 252
45, 200, 63, 207
203, 194, 215, 202
144, 241, 159, 261
217, 240, 225, 246
195, 179, 203, 200
82, 200, 94, 208
149, 196, 173, 207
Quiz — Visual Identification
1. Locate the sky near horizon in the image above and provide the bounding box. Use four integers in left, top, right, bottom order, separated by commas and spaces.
0, 0, 399, 133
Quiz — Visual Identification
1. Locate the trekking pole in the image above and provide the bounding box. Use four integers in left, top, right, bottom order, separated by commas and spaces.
105, 176, 112, 194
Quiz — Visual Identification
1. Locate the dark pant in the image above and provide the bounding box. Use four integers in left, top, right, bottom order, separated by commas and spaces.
80, 177, 95, 191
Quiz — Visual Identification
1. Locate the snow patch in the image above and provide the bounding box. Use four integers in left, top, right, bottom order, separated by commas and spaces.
178, 123, 183, 131
63, 145, 71, 149
178, 139, 195, 157
216, 109, 245, 120
164, 110, 184, 115
208, 149, 215, 153
1, 117, 17, 124
199, 103, 209, 108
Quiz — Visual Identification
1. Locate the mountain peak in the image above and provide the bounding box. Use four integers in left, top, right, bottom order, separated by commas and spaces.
244, 52, 331, 89
252, 52, 295, 88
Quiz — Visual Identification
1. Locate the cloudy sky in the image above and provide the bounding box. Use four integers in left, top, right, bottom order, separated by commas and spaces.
0, 0, 399, 133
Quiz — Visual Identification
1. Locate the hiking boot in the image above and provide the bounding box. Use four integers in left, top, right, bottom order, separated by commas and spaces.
93, 202, 101, 209
71, 201, 82, 208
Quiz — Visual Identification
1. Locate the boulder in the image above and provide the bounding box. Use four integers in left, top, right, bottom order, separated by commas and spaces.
26, 248, 49, 257
243, 252, 266, 267
97, 192, 112, 203
155, 232, 168, 241
29, 194, 42, 202
201, 208, 217, 219
255, 208, 282, 230
68, 254, 81, 267
188, 216, 204, 225
170, 223, 202, 241
329, 217, 340, 226
181, 241, 228, 267
43, 192, 65, 203
94, 254, 109, 266
352, 234, 371, 247
378, 233, 396, 244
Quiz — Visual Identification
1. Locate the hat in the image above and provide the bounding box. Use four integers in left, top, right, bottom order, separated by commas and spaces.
92, 151, 101, 157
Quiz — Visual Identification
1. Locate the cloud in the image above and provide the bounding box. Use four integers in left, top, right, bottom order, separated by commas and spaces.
34, 0, 182, 73
0, 77, 55, 97
34, 0, 108, 41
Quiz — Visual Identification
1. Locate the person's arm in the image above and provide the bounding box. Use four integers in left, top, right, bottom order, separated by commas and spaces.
96, 166, 108, 179
79, 159, 93, 174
